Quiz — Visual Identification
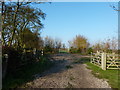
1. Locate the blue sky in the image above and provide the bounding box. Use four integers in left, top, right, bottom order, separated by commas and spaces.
33, 2, 118, 47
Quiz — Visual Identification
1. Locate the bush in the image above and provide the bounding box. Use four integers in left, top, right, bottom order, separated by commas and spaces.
69, 47, 78, 53
77, 48, 82, 53
2, 46, 37, 76
2, 46, 21, 75
44, 46, 54, 54
87, 47, 93, 54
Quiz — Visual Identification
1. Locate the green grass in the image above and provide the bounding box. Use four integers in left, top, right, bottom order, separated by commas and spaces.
3, 56, 54, 89
79, 57, 119, 89
59, 50, 68, 53
86, 62, 118, 88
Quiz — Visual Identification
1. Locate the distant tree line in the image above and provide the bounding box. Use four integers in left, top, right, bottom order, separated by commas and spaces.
92, 37, 118, 53
68, 35, 118, 54
43, 36, 66, 53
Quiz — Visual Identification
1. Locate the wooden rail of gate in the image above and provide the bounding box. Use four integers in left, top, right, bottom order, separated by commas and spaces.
91, 51, 120, 70
91, 51, 102, 68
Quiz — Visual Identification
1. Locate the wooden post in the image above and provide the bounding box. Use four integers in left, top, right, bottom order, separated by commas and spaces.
33, 48, 36, 55
41, 49, 43, 56
23, 49, 26, 53
101, 52, 106, 70
90, 52, 93, 63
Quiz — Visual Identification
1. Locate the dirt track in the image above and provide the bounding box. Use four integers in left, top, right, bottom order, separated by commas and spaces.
23, 54, 111, 88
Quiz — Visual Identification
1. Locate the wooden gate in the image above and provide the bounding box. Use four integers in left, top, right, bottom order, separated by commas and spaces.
106, 53, 120, 69
91, 52, 120, 70
91, 52, 102, 67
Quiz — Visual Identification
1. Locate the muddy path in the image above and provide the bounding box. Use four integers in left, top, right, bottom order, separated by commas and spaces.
22, 53, 111, 88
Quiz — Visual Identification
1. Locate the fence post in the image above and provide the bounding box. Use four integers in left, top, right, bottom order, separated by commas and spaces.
33, 48, 36, 55
101, 52, 106, 70
23, 49, 26, 53
41, 49, 43, 56
90, 52, 93, 63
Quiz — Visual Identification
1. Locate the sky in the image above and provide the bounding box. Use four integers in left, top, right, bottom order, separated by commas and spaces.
33, 2, 118, 47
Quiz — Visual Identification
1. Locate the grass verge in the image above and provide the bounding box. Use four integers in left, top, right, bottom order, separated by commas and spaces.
86, 62, 118, 88
78, 57, 118, 89
2, 56, 54, 89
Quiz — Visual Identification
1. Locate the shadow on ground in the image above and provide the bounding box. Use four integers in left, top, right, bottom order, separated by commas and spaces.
3, 53, 91, 89
33, 54, 75, 79
72, 57, 90, 64
33, 54, 90, 80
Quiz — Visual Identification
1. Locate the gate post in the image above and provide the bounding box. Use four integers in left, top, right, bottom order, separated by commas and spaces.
41, 49, 43, 56
101, 52, 106, 70
90, 52, 93, 63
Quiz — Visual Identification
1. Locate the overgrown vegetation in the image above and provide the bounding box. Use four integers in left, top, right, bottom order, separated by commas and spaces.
78, 57, 118, 89
2, 2, 46, 78
2, 56, 54, 89
1, 2, 67, 89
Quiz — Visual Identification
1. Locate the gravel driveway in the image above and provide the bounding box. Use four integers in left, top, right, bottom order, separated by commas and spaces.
22, 53, 111, 88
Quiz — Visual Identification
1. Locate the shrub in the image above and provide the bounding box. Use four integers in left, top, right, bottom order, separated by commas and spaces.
69, 47, 78, 53
2, 46, 44, 77
87, 47, 93, 54
2, 46, 21, 75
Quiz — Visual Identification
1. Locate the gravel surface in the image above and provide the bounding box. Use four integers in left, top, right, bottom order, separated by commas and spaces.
22, 53, 111, 88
